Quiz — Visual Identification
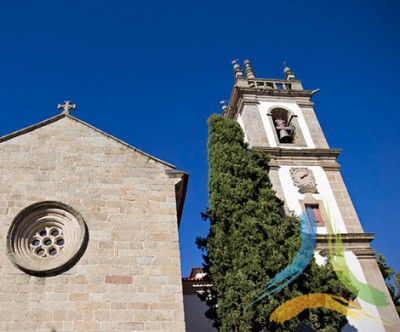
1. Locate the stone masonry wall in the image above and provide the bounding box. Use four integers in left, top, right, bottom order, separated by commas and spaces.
240, 102, 269, 148
0, 116, 185, 331
298, 104, 329, 149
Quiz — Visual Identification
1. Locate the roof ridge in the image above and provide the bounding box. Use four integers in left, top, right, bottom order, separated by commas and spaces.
0, 114, 66, 143
0, 113, 175, 168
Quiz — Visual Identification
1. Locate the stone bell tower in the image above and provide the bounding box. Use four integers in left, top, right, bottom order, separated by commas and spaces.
223, 60, 400, 331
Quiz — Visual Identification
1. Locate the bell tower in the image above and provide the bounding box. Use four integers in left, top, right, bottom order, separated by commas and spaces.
223, 60, 400, 331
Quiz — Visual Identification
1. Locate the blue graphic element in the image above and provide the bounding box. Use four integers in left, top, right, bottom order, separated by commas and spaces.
250, 212, 317, 306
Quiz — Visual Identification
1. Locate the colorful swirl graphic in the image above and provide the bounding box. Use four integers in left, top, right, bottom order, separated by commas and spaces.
249, 212, 316, 307
266, 202, 390, 326
270, 293, 378, 324
325, 206, 390, 307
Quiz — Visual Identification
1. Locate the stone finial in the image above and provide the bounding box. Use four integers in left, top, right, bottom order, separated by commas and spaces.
219, 100, 229, 114
233, 63, 243, 78
220, 100, 228, 113
244, 59, 256, 79
283, 62, 296, 80
231, 59, 243, 78
57, 101, 76, 115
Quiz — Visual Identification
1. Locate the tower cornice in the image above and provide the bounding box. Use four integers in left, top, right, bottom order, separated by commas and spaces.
316, 233, 376, 258
254, 147, 342, 158
224, 80, 319, 119
257, 148, 342, 170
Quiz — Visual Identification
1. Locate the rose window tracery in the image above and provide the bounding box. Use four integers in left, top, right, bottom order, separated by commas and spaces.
31, 226, 65, 258
7, 201, 88, 276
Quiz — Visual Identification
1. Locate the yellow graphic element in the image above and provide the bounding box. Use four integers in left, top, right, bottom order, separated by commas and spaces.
268, 200, 395, 327
270, 293, 380, 324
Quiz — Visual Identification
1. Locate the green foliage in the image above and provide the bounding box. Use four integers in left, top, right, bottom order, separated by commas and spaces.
197, 114, 354, 331
377, 253, 400, 316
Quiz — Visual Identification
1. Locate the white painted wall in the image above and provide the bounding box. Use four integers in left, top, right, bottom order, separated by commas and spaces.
237, 114, 249, 143
315, 250, 387, 331
277, 165, 385, 331
314, 252, 327, 266
257, 101, 316, 149
342, 252, 385, 332
277, 165, 347, 234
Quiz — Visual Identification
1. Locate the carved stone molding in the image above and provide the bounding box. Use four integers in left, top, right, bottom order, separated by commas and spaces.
315, 233, 375, 253
290, 167, 318, 194
7, 201, 88, 277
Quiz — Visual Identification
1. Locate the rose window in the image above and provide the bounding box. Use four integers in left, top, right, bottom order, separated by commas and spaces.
7, 201, 88, 276
31, 226, 65, 258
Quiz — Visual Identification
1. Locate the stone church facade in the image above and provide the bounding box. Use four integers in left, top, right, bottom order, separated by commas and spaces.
0, 110, 188, 331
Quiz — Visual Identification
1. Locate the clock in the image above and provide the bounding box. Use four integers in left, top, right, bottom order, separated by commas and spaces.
290, 167, 318, 194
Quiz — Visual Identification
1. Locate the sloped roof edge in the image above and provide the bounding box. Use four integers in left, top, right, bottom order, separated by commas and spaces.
165, 170, 189, 227
0, 113, 175, 168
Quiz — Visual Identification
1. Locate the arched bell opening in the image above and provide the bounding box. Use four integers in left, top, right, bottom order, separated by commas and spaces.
271, 108, 294, 143
267, 107, 307, 147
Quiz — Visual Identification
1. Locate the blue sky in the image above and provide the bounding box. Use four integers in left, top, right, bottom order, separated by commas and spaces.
0, 1, 399, 276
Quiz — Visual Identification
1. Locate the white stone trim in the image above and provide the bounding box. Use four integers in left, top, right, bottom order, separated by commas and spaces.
342, 252, 385, 332
237, 114, 249, 143
258, 101, 315, 149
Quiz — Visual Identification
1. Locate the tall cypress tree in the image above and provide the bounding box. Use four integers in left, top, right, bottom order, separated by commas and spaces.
197, 114, 354, 331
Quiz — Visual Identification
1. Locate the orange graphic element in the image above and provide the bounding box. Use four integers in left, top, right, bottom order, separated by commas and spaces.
270, 293, 379, 324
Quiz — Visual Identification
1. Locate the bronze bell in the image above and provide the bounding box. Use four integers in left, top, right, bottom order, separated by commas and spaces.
275, 118, 295, 143
279, 129, 292, 143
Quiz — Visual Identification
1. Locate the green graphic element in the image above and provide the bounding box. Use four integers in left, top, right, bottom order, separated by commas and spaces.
268, 200, 392, 326
325, 205, 390, 307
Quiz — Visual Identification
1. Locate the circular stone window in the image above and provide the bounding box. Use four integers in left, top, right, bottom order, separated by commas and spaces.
7, 201, 88, 276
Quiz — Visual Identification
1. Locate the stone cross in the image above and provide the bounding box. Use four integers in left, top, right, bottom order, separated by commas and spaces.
57, 101, 76, 114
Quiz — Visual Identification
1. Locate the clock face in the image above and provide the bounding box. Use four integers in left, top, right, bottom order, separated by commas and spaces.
290, 167, 318, 194
293, 169, 311, 185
